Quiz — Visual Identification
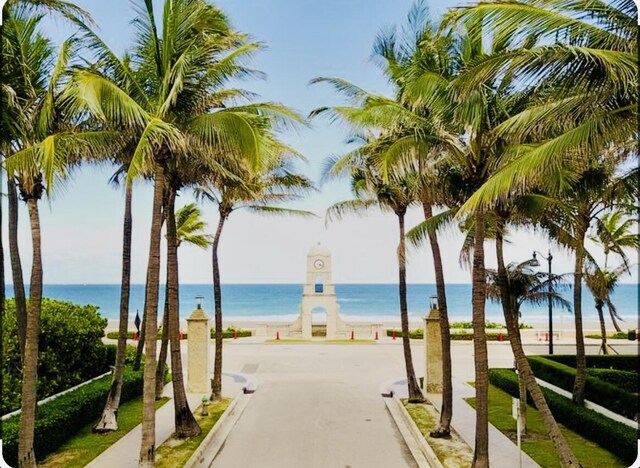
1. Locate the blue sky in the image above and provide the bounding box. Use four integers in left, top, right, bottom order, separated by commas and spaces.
7, 0, 637, 285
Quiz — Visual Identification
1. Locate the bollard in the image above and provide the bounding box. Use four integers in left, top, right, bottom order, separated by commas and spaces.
276, 331, 280, 340
351, 330, 354, 340
133, 332, 138, 340
545, 332, 549, 342
375, 330, 379, 340
233, 330, 238, 340
392, 330, 396, 340
498, 333, 504, 342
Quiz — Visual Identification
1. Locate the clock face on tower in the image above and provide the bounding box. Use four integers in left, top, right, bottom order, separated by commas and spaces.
314, 259, 325, 270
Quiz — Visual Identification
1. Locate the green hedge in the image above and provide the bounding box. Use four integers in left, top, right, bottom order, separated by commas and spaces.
2, 299, 113, 415
586, 369, 639, 394
3, 367, 146, 466
386, 329, 510, 341
542, 354, 638, 372
488, 368, 639, 464
527, 356, 639, 420
106, 329, 252, 340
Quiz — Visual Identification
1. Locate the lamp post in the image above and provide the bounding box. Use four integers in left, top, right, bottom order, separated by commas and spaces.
195, 295, 204, 310
531, 250, 554, 354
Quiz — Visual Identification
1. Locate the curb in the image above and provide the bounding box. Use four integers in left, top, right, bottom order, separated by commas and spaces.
383, 395, 443, 468
184, 391, 253, 467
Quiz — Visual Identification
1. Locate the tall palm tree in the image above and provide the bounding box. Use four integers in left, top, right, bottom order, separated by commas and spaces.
319, 132, 425, 403
95, 162, 135, 433
155, 202, 211, 400
64, 0, 286, 460
199, 143, 314, 400
540, 160, 636, 404
2, 12, 117, 466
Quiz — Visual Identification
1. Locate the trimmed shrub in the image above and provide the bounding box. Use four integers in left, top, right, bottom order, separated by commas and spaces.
2, 366, 145, 466
586, 369, 639, 394
489, 368, 639, 465
385, 329, 510, 341
106, 328, 252, 340
2, 299, 112, 414
527, 356, 639, 420
543, 354, 638, 372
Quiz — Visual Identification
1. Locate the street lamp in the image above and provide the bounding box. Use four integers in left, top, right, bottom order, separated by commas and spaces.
532, 250, 554, 354
429, 295, 439, 311
195, 295, 204, 310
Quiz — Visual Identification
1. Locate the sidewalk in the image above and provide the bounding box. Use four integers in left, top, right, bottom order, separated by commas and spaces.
86, 383, 202, 468
88, 375, 243, 468
390, 377, 540, 468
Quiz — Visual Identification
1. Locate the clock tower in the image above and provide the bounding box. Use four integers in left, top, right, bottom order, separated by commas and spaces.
290, 243, 346, 339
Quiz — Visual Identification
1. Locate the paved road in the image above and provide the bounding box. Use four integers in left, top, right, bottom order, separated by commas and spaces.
211, 343, 417, 468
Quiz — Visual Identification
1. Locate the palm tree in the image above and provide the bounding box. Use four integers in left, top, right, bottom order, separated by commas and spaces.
584, 263, 630, 354
540, 160, 636, 404
2, 12, 117, 466
199, 144, 314, 400
155, 202, 211, 400
95, 162, 135, 433
486, 253, 572, 430
319, 132, 425, 403
64, 0, 287, 459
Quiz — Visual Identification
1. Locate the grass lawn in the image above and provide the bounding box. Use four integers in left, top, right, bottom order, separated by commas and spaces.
40, 396, 169, 468
155, 399, 231, 468
466, 385, 626, 468
403, 400, 473, 467
265, 339, 375, 344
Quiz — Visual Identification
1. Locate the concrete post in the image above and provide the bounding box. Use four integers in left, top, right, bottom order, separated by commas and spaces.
187, 306, 211, 394
424, 308, 443, 393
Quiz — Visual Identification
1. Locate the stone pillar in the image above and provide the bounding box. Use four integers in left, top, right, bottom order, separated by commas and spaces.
423, 308, 443, 393
187, 307, 211, 394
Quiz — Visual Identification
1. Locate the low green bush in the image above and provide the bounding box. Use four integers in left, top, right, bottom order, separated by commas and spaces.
386, 329, 423, 339
586, 369, 639, 394
106, 328, 252, 340
2, 366, 147, 466
2, 299, 113, 415
527, 356, 639, 420
488, 368, 639, 464
542, 354, 638, 372
385, 329, 510, 341
585, 331, 629, 340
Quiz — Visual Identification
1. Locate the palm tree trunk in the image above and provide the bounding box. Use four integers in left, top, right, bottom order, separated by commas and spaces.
572, 232, 587, 405
166, 188, 201, 437
608, 306, 622, 333
95, 180, 133, 432
495, 228, 580, 467
210, 209, 227, 400
18, 197, 43, 468
8, 174, 27, 361
139, 162, 166, 467
0, 165, 5, 442
471, 211, 488, 468
156, 187, 172, 399
155, 292, 169, 400
397, 210, 424, 403
596, 302, 608, 355
422, 201, 452, 435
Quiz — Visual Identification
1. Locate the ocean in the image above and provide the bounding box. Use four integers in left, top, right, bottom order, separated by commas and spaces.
4, 283, 638, 326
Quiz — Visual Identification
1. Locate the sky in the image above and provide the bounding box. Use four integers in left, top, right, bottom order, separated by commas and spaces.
4, 0, 638, 285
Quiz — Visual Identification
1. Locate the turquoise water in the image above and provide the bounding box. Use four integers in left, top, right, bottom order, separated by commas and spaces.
5, 283, 638, 325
